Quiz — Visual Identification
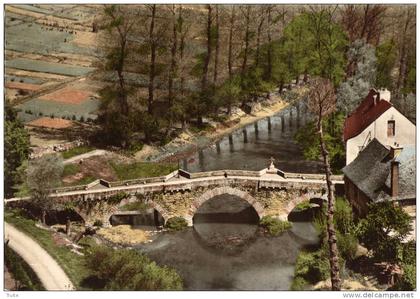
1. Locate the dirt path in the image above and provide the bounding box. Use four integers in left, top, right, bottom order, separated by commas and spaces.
4, 223, 74, 290
63, 149, 107, 165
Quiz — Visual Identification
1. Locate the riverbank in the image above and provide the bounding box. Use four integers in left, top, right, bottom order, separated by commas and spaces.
138, 91, 296, 163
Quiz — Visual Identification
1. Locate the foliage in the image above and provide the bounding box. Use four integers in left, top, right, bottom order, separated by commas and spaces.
5, 208, 89, 287
120, 201, 151, 212
356, 201, 412, 263
4, 101, 31, 198
284, 11, 348, 86
294, 112, 346, 173
107, 192, 129, 204
85, 245, 183, 290
293, 247, 330, 284
375, 39, 397, 90
337, 40, 377, 115
259, 216, 292, 236
334, 197, 354, 234
26, 154, 64, 223
165, 217, 188, 231
61, 146, 95, 160
110, 161, 177, 180
336, 230, 358, 262
5, 245, 44, 290
93, 220, 103, 227
293, 200, 312, 212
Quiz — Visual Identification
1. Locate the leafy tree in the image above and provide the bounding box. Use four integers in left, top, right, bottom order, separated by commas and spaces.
375, 39, 397, 90
216, 76, 242, 115
295, 112, 345, 173
337, 40, 377, 115
356, 201, 412, 263
85, 245, 183, 290
4, 101, 30, 198
26, 154, 64, 224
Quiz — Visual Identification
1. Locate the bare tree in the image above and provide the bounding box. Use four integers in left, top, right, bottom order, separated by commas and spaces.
227, 6, 236, 80
307, 77, 341, 291
213, 5, 220, 86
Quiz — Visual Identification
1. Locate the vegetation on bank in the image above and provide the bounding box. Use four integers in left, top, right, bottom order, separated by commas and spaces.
259, 216, 292, 236
165, 217, 189, 231
291, 198, 416, 291
84, 245, 183, 290
5, 245, 45, 290
120, 201, 151, 212
5, 208, 185, 290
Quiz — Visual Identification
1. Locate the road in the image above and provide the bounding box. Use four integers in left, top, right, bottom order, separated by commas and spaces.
63, 149, 107, 165
4, 222, 74, 290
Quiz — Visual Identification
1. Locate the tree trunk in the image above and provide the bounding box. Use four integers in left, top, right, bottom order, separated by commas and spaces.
41, 210, 47, 225
66, 217, 71, 236
147, 4, 157, 115
117, 38, 128, 115
213, 6, 220, 86
318, 116, 341, 291
240, 6, 251, 88
255, 9, 265, 68
266, 7, 273, 80
228, 6, 235, 80
167, 5, 178, 132
179, 6, 187, 131
199, 4, 213, 126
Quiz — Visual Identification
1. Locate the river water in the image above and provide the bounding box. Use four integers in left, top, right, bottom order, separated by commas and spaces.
133, 103, 323, 290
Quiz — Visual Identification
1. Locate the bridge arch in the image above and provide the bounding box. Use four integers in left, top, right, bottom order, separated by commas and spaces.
186, 186, 265, 226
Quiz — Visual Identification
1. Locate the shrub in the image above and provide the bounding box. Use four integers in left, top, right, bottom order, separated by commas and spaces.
107, 192, 129, 205
93, 220, 103, 227
290, 276, 308, 291
72, 115, 77, 121
334, 197, 354, 234
336, 230, 358, 262
294, 200, 312, 212
165, 217, 188, 231
85, 245, 183, 290
294, 248, 330, 284
259, 216, 292, 236
80, 116, 85, 122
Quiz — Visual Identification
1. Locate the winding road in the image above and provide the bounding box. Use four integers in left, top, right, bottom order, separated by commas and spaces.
5, 222, 74, 290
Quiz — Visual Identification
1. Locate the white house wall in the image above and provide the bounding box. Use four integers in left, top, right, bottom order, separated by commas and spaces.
346, 107, 416, 164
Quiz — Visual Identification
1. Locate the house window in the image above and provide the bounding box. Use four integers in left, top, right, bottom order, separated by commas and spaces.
387, 120, 395, 137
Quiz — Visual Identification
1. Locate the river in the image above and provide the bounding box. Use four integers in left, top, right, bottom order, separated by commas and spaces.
134, 103, 323, 290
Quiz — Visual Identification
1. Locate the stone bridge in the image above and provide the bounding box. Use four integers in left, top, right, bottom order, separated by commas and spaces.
5, 167, 344, 227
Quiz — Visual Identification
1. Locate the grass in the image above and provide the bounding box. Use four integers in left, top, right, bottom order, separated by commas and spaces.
61, 146, 95, 160
293, 200, 312, 212
110, 161, 177, 181
5, 245, 45, 290
62, 164, 80, 177
5, 208, 90, 288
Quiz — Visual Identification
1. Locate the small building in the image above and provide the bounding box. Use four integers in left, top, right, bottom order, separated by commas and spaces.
343, 88, 415, 165
342, 138, 415, 218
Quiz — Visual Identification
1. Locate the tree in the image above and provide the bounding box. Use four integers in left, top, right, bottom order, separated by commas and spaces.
357, 201, 412, 263
4, 101, 30, 198
216, 76, 241, 115
26, 154, 64, 225
306, 77, 341, 290
337, 40, 377, 115
375, 39, 397, 90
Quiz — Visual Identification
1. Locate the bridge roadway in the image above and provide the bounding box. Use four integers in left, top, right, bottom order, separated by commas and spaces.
5, 168, 344, 226
5, 168, 344, 203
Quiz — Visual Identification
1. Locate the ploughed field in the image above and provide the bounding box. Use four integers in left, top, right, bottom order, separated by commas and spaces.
5, 4, 101, 129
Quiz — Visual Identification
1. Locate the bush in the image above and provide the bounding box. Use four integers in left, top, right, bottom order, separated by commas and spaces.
93, 220, 103, 227
259, 216, 292, 236
85, 245, 183, 290
290, 276, 308, 291
334, 197, 354, 234
336, 231, 358, 262
294, 248, 330, 284
294, 200, 312, 212
165, 217, 188, 231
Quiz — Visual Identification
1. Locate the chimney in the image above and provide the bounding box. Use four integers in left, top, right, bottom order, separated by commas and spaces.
389, 145, 403, 198
379, 88, 391, 102
390, 145, 403, 159
391, 160, 400, 198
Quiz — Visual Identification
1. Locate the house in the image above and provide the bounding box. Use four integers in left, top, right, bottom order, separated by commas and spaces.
342, 138, 415, 218
343, 88, 415, 165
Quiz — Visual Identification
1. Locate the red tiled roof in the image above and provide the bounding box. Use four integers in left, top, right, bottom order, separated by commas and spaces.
343, 89, 392, 141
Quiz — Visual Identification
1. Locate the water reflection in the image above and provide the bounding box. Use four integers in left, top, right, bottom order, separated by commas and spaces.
183, 106, 323, 173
